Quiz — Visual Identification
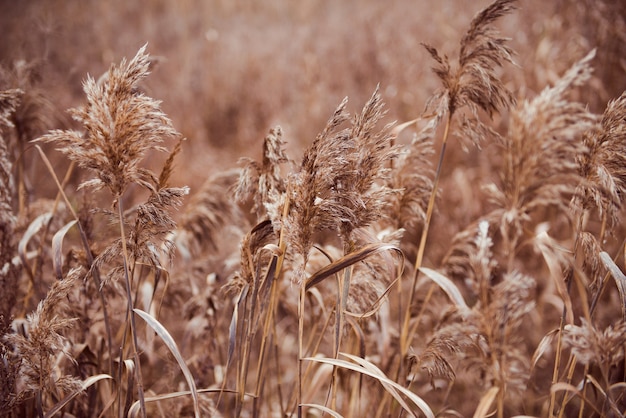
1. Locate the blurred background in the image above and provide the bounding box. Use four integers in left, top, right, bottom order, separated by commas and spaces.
0, 0, 624, 193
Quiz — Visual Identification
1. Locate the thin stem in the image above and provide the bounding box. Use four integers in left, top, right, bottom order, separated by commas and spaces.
400, 111, 453, 358
297, 284, 305, 418
254, 195, 291, 415
34, 146, 114, 376
577, 364, 590, 418
557, 355, 577, 418
117, 198, 146, 418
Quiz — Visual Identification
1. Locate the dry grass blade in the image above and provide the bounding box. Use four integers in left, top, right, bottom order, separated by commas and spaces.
342, 353, 412, 415
419, 267, 470, 311
390, 118, 421, 138
51, 220, 77, 281
422, 0, 517, 116
252, 254, 279, 410
304, 354, 435, 418
599, 251, 626, 321
128, 388, 246, 417
301, 403, 344, 418
550, 382, 603, 416
535, 230, 576, 324
133, 308, 200, 418
531, 329, 559, 371
585, 374, 623, 417
305, 243, 403, 291
18, 212, 52, 279
473, 386, 500, 418
122, 358, 136, 416
217, 283, 248, 411
43, 374, 112, 418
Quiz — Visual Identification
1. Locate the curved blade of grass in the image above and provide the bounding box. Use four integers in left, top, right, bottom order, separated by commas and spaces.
253, 255, 278, 408
18, 212, 52, 278
305, 243, 402, 291
44, 374, 112, 418
472, 386, 499, 418
301, 403, 344, 418
600, 251, 626, 321
218, 283, 248, 410
122, 359, 136, 417
419, 267, 470, 311
128, 388, 249, 417
609, 382, 626, 391
51, 220, 77, 281
585, 374, 622, 416
304, 354, 434, 418
390, 117, 421, 138
341, 353, 411, 415
531, 329, 559, 371
550, 382, 602, 416
535, 231, 575, 324
133, 308, 200, 418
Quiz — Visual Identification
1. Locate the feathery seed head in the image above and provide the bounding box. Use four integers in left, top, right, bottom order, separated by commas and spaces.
486, 50, 598, 248
563, 319, 626, 368
37, 44, 179, 198
0, 89, 23, 130
285, 88, 399, 281
576, 91, 626, 226
236, 126, 290, 227
423, 0, 517, 117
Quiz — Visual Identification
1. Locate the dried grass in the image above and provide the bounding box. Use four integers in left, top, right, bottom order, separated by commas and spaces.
1, 1, 626, 417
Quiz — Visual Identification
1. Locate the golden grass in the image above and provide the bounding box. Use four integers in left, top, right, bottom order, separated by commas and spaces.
1, 1, 626, 417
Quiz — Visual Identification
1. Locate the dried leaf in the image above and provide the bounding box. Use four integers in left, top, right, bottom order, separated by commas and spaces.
133, 308, 200, 418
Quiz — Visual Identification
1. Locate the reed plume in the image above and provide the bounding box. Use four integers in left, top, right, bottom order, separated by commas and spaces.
0, 89, 23, 330
0, 88, 23, 128
236, 126, 290, 227
422, 0, 517, 119
284, 87, 398, 281
420, 221, 536, 416
562, 319, 626, 416
485, 50, 597, 257
576, 91, 626, 229
37, 44, 178, 198
563, 319, 626, 371
6, 268, 82, 414
387, 119, 435, 231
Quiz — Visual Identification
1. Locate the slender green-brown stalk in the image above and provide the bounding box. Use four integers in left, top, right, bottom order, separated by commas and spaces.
34, 146, 114, 376
116, 199, 146, 418
401, 110, 452, 359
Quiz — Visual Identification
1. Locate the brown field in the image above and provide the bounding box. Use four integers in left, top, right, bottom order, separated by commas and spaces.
1, 0, 626, 417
